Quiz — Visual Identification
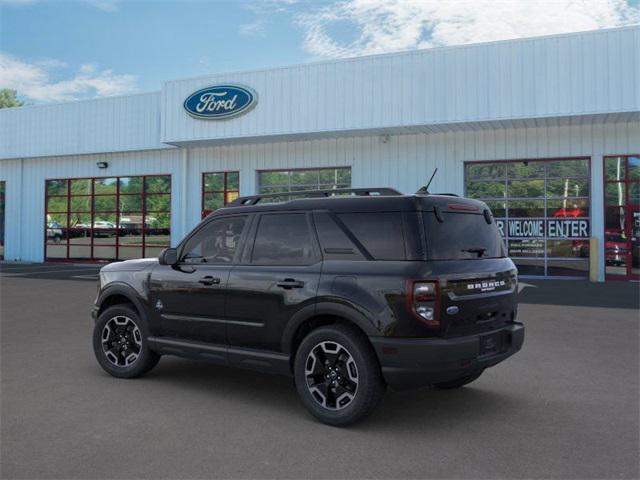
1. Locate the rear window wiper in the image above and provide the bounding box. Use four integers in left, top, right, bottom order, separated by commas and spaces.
461, 247, 487, 257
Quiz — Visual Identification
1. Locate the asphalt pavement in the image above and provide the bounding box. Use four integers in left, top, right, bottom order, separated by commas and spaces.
1, 263, 638, 479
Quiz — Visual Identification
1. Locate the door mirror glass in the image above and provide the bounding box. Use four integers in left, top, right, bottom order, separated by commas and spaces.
158, 247, 178, 266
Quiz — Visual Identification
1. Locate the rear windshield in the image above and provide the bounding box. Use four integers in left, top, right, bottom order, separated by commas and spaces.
423, 212, 505, 260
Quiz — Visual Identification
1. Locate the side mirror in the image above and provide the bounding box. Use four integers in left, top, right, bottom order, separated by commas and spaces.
158, 247, 178, 266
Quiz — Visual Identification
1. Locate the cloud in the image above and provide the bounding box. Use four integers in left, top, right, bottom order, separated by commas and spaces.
86, 0, 119, 12
239, 19, 266, 36
0, 53, 138, 102
298, 0, 640, 58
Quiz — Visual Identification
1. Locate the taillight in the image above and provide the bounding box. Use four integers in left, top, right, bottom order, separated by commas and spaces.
407, 280, 440, 328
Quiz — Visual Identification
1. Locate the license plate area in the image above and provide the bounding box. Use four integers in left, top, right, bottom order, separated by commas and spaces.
479, 332, 508, 357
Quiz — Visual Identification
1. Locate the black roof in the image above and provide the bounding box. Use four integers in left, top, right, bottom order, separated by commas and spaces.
208, 188, 489, 216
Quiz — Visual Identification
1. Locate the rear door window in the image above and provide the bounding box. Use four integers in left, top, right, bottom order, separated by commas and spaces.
337, 212, 406, 260
423, 212, 505, 260
251, 213, 318, 265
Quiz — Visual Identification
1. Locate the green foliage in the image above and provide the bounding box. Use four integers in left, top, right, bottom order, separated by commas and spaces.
0, 89, 24, 109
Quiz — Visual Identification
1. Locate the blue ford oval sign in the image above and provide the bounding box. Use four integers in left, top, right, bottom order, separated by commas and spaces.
183, 84, 257, 120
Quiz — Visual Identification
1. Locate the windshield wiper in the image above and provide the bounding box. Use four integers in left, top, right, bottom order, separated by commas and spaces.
461, 247, 487, 257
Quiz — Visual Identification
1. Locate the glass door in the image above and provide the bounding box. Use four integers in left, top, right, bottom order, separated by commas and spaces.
604, 156, 639, 280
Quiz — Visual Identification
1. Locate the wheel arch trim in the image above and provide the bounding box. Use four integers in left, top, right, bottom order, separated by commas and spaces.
96, 282, 149, 323
281, 301, 379, 355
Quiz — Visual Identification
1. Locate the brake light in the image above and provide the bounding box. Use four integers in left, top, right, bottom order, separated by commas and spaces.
407, 280, 440, 328
448, 203, 479, 212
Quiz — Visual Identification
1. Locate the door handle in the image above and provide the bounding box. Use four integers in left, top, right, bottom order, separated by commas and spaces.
199, 276, 221, 286
276, 278, 305, 289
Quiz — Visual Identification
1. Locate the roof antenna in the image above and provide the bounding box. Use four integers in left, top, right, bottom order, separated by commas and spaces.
416, 168, 438, 194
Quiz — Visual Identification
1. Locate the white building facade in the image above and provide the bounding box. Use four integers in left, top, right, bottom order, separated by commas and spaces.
1, 27, 638, 281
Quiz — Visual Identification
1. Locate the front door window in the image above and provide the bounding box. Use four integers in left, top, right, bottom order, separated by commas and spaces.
604, 156, 639, 280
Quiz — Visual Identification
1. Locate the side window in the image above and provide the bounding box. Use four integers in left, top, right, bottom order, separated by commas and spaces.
251, 213, 317, 265
182, 216, 247, 264
313, 212, 365, 260
337, 212, 406, 260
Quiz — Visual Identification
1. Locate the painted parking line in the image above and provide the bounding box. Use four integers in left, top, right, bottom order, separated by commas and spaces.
71, 274, 100, 280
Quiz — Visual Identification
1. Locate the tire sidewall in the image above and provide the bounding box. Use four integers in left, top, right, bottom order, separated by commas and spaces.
294, 325, 383, 426
93, 304, 158, 378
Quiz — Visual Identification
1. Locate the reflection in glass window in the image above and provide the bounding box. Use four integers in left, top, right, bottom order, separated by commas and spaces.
629, 156, 640, 181
465, 158, 591, 277
45, 175, 171, 262
252, 214, 316, 265
507, 180, 545, 198
94, 178, 117, 194
546, 179, 590, 198
547, 159, 589, 178
466, 163, 506, 180
506, 161, 545, 179
465, 181, 506, 199
202, 171, 240, 218
604, 157, 625, 181
183, 216, 247, 264
507, 200, 545, 218
258, 167, 351, 195
547, 199, 589, 218
605, 183, 626, 206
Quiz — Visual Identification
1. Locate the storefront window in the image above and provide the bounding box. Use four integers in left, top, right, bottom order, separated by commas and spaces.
465, 158, 591, 277
603, 156, 639, 279
202, 171, 239, 218
45, 175, 171, 262
258, 167, 351, 196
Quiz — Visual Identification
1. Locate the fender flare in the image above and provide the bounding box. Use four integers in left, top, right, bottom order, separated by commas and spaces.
96, 282, 149, 324
281, 301, 379, 354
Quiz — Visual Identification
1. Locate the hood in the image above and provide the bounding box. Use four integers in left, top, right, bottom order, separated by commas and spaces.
100, 258, 158, 273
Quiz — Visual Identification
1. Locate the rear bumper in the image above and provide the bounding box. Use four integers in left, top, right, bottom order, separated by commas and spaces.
370, 323, 524, 390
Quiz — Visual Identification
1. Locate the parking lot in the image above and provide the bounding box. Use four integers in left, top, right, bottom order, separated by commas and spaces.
1, 263, 638, 479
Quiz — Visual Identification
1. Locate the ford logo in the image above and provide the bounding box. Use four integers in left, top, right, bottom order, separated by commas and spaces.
183, 84, 257, 120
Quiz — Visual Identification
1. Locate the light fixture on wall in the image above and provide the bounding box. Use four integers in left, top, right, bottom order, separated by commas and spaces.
96, 162, 109, 169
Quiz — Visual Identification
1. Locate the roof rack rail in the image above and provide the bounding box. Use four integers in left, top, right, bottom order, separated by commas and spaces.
227, 187, 402, 207
432, 193, 459, 197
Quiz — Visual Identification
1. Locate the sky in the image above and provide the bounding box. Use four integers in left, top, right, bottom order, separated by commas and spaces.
1, 0, 639, 104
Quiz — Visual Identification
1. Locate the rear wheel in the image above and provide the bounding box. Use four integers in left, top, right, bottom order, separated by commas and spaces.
294, 324, 385, 426
434, 370, 483, 389
93, 304, 160, 378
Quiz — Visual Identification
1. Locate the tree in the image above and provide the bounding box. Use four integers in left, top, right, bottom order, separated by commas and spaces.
0, 89, 24, 109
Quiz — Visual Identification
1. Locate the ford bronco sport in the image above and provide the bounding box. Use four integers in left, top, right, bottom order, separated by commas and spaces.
92, 187, 524, 426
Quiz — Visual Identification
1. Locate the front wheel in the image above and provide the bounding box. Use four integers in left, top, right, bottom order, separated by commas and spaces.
294, 324, 385, 426
93, 304, 160, 378
434, 370, 484, 389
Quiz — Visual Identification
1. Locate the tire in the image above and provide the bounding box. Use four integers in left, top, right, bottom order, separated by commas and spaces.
294, 324, 385, 426
93, 304, 160, 378
434, 370, 483, 389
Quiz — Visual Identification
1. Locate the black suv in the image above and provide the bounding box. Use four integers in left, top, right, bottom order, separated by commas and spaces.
92, 188, 524, 426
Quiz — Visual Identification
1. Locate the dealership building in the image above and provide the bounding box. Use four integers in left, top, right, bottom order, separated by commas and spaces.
0, 26, 638, 281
